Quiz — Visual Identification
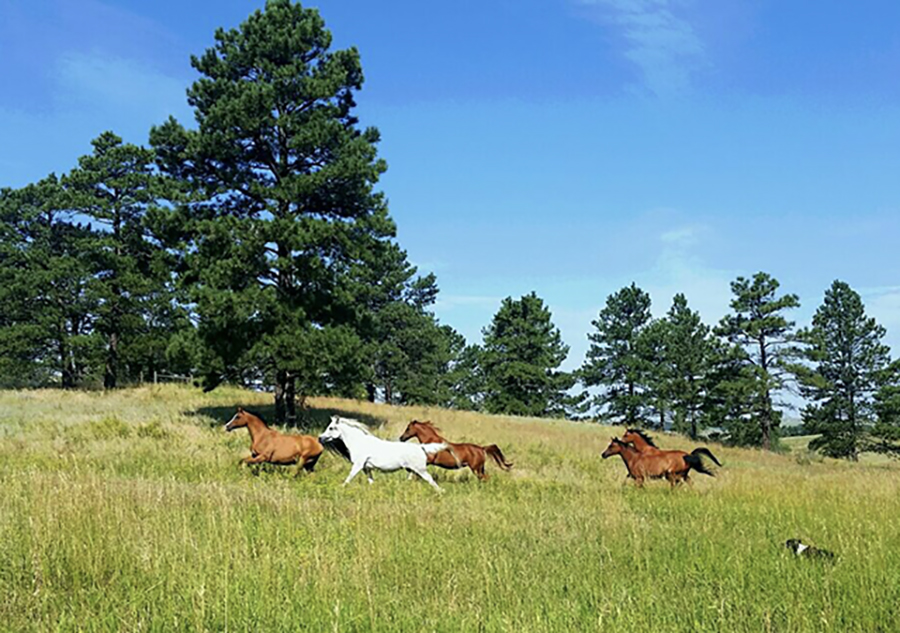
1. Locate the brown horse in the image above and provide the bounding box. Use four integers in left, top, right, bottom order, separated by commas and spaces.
399, 420, 513, 481
601, 436, 716, 487
225, 407, 323, 474
622, 428, 721, 484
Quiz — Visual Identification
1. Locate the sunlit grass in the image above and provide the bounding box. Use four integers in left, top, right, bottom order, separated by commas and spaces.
0, 385, 898, 631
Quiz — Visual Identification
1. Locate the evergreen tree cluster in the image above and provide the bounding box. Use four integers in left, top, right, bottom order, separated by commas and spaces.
0, 1, 898, 458
0, 1, 463, 422
575, 274, 900, 458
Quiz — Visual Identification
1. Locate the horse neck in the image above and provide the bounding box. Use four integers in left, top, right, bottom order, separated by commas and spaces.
245, 415, 269, 442
617, 445, 640, 470
339, 424, 374, 451
414, 425, 443, 442
629, 435, 651, 451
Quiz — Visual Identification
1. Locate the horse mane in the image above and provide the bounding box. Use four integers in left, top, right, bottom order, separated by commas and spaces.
241, 409, 268, 426
626, 428, 657, 447
323, 437, 352, 462
335, 417, 374, 436
414, 420, 441, 432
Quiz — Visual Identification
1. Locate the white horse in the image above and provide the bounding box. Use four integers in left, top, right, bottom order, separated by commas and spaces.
319, 416, 447, 492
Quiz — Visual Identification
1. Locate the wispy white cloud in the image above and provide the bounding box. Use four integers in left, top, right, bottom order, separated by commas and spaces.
434, 295, 502, 310
1, 51, 190, 186
860, 285, 900, 355
577, 0, 706, 97
638, 223, 733, 322
55, 51, 189, 122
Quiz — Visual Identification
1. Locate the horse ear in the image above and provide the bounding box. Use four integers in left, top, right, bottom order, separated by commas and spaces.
237, 407, 243, 413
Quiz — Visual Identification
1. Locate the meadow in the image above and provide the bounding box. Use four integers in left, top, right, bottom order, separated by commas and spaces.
0, 385, 898, 632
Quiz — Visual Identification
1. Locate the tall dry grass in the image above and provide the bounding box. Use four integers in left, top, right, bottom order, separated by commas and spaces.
0, 385, 898, 632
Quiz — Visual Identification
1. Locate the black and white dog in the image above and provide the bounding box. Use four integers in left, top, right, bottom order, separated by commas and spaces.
785, 539, 836, 561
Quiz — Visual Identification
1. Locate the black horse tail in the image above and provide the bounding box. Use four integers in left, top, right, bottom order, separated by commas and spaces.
484, 445, 513, 470
684, 453, 716, 477
692, 447, 722, 467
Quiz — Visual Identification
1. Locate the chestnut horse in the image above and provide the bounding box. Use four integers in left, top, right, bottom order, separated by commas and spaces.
601, 436, 716, 487
399, 420, 513, 481
225, 407, 323, 474
621, 428, 721, 483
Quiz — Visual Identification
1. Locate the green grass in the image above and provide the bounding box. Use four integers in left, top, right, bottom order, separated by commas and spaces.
1, 385, 899, 632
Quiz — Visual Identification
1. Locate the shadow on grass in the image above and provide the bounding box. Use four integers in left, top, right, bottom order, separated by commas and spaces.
190, 402, 385, 432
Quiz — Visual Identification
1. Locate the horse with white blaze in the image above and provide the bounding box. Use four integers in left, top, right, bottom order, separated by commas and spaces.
318, 416, 447, 492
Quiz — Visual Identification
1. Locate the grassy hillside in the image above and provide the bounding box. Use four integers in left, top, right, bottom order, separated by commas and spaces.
1, 385, 898, 632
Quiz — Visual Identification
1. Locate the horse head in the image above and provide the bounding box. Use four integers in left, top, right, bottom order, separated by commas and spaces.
601, 437, 625, 459
319, 415, 343, 443
224, 407, 252, 432
399, 420, 419, 442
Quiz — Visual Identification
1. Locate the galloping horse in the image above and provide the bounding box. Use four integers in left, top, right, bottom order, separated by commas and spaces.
601, 436, 717, 487
319, 416, 447, 492
399, 420, 513, 481
621, 428, 721, 483
225, 407, 323, 474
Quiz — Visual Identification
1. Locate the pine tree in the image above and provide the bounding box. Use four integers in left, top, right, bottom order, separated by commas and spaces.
716, 272, 799, 449
871, 360, 900, 457
581, 283, 652, 425
445, 343, 486, 411
704, 339, 759, 445
635, 318, 672, 430
481, 292, 573, 417
665, 293, 717, 439
65, 132, 175, 388
0, 177, 98, 387
369, 302, 461, 406
794, 281, 891, 460
151, 0, 404, 423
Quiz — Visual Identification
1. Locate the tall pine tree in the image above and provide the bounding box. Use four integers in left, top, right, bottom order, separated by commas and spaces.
481, 292, 573, 417
635, 317, 672, 430
65, 132, 175, 388
716, 272, 799, 449
665, 293, 717, 439
794, 281, 891, 459
871, 359, 900, 457
0, 177, 98, 387
581, 283, 652, 425
151, 0, 410, 423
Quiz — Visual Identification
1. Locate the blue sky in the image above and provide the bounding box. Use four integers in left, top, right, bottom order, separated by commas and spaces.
2, 0, 899, 370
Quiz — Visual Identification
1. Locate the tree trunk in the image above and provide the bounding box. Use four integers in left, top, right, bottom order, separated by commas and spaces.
366, 383, 377, 403
285, 372, 297, 426
274, 369, 287, 425
104, 331, 118, 389
627, 380, 635, 426
385, 381, 393, 405
760, 394, 772, 451
759, 336, 771, 450
59, 338, 75, 389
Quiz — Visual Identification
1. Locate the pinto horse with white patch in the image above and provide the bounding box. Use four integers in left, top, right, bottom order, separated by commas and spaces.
319, 416, 447, 492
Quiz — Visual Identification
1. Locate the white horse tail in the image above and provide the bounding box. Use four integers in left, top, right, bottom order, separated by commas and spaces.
420, 442, 448, 456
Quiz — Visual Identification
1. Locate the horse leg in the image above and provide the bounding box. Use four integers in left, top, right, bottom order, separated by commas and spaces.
343, 462, 365, 487
413, 467, 443, 493
364, 467, 374, 484
303, 453, 320, 473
